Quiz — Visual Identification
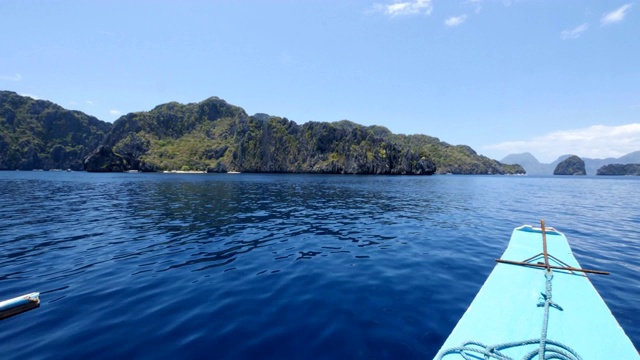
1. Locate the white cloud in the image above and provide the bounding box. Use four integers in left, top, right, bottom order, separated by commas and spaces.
484, 123, 640, 162
19, 93, 39, 100
601, 3, 633, 25
373, 0, 433, 17
0, 73, 22, 82
445, 15, 468, 27
561, 23, 588, 39
110, 110, 121, 115
86, 100, 94, 105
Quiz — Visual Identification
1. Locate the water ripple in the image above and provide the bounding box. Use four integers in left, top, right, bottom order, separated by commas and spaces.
0, 172, 638, 358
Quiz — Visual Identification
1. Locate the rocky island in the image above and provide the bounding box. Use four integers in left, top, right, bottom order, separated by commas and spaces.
553, 155, 586, 175
1, 91, 524, 175
596, 164, 640, 176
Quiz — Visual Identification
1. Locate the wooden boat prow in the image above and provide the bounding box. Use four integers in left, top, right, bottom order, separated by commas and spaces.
434, 224, 639, 359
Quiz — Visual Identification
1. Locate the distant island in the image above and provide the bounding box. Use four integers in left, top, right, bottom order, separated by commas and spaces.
1, 91, 524, 175
553, 155, 586, 176
502, 152, 640, 176
596, 164, 640, 176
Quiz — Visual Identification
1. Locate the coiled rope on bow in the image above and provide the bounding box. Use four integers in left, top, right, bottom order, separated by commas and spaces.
435, 268, 582, 360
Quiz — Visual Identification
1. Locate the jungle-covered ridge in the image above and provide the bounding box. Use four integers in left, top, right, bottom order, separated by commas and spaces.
0, 91, 112, 170
1, 91, 524, 175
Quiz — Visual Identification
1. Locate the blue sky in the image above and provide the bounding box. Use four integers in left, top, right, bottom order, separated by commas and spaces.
1, 0, 638, 163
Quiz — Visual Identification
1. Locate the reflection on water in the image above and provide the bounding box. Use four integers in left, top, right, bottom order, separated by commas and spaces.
0, 172, 638, 358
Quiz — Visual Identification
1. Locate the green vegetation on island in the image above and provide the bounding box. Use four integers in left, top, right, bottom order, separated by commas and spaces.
1, 91, 525, 175
0, 91, 112, 170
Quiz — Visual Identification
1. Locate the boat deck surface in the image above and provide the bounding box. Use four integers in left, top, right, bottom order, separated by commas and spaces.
434, 225, 639, 359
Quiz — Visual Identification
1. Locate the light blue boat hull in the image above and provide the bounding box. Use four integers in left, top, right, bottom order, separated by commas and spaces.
0, 292, 40, 320
434, 225, 639, 359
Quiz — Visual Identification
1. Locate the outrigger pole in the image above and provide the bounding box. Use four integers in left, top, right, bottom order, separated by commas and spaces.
495, 220, 609, 276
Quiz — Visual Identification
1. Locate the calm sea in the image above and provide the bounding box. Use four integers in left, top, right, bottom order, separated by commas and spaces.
0, 172, 638, 359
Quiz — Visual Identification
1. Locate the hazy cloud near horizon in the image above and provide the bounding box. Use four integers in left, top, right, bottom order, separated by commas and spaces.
483, 123, 640, 163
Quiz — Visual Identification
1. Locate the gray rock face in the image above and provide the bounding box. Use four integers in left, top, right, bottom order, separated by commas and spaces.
84, 146, 126, 172
553, 155, 586, 175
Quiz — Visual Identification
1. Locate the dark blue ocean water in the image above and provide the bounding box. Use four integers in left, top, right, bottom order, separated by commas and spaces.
0, 172, 638, 359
